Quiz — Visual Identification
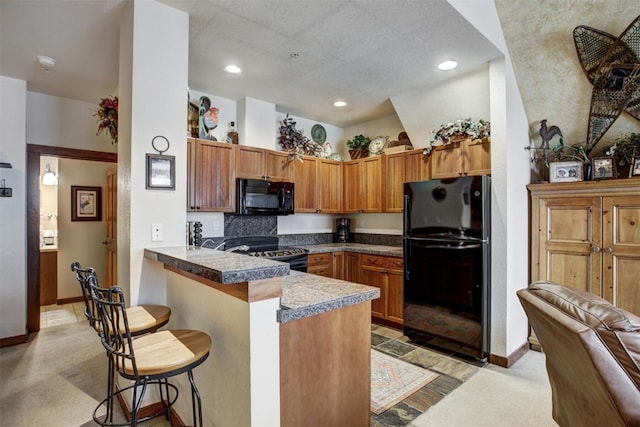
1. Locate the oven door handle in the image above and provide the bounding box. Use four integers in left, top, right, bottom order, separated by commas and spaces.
411, 243, 483, 250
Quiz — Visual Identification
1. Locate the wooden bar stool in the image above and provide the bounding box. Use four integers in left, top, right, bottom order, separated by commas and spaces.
88, 275, 211, 427
71, 262, 171, 335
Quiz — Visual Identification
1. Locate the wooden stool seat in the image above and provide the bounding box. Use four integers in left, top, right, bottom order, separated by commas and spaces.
126, 305, 171, 335
121, 329, 211, 377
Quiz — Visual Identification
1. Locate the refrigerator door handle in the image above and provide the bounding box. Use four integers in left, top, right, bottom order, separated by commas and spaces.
411, 243, 483, 250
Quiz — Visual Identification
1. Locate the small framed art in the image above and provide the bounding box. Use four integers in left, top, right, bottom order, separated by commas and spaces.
146, 154, 175, 190
630, 157, 640, 177
592, 157, 616, 180
71, 186, 102, 221
549, 161, 583, 183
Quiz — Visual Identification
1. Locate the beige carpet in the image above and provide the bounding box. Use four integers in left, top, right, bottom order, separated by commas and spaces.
371, 349, 439, 415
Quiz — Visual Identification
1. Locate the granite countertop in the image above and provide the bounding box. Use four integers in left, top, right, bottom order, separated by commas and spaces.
144, 246, 289, 284
295, 242, 403, 258
278, 271, 380, 323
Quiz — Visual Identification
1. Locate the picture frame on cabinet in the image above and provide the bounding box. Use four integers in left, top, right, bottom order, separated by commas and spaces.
549, 161, 583, 183
631, 157, 640, 177
146, 153, 175, 190
71, 186, 102, 221
592, 157, 616, 180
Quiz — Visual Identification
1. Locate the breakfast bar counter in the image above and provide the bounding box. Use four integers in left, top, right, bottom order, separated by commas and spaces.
145, 246, 378, 427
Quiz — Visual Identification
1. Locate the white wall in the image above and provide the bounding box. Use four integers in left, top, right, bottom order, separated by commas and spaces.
240, 97, 276, 149
26, 92, 117, 152
119, 0, 189, 306
0, 76, 27, 340
56, 158, 111, 298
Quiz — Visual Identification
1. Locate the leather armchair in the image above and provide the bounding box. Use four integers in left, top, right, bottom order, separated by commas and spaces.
517, 281, 640, 427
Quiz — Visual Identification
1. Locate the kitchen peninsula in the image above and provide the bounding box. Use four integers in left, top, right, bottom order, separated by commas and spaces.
144, 246, 379, 427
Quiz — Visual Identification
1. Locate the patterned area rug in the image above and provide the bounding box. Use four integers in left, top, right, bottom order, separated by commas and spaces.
371, 349, 439, 415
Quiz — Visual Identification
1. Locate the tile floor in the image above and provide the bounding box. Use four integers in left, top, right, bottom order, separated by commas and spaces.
370, 324, 480, 426
39, 304, 481, 427
39, 301, 86, 328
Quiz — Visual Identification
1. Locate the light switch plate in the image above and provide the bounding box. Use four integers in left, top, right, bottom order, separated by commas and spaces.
151, 223, 163, 242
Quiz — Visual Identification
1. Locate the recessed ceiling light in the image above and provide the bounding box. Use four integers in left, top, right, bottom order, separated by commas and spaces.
438, 60, 458, 71
333, 100, 347, 107
224, 64, 242, 74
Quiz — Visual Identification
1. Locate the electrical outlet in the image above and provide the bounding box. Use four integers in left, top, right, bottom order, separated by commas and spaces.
151, 223, 163, 242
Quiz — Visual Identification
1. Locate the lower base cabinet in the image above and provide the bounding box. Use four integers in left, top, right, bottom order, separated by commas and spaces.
40, 250, 57, 306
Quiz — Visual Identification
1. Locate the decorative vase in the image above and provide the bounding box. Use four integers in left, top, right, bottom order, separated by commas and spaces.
349, 149, 369, 160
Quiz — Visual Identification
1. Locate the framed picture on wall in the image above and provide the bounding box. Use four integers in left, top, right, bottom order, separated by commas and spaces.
146, 153, 175, 190
71, 186, 102, 221
630, 157, 640, 177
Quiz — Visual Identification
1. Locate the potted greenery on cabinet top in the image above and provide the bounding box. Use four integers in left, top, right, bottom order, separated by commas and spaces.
347, 134, 371, 159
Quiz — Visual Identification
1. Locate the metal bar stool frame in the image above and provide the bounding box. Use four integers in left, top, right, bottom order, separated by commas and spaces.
88, 276, 210, 427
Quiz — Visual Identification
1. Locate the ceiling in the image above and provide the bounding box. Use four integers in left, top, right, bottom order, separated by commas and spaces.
0, 0, 503, 127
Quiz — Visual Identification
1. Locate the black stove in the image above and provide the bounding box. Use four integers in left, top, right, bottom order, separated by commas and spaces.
223, 236, 308, 271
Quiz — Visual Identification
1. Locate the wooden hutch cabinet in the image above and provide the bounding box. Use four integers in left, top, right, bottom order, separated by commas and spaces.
291, 156, 343, 213
343, 156, 383, 213
528, 179, 640, 316
405, 148, 431, 183
187, 138, 236, 212
383, 152, 406, 213
431, 138, 491, 179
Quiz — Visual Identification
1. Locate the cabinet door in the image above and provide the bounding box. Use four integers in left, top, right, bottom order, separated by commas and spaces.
385, 257, 404, 324
236, 145, 266, 179
431, 141, 463, 179
464, 138, 491, 176
291, 156, 317, 213
405, 149, 430, 183
537, 197, 601, 295
318, 159, 343, 213
332, 252, 345, 280
361, 264, 386, 319
343, 161, 362, 213
362, 156, 383, 212
384, 152, 405, 213
265, 150, 291, 181
40, 251, 57, 306
602, 196, 640, 314
195, 140, 236, 212
345, 252, 360, 283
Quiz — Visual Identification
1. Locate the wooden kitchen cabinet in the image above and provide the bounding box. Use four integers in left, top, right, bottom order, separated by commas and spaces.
405, 148, 431, 183
529, 179, 640, 345
384, 152, 406, 213
187, 138, 236, 212
360, 254, 403, 326
235, 145, 291, 181
344, 156, 383, 213
291, 156, 343, 213
344, 252, 360, 283
308, 251, 345, 279
431, 138, 491, 179
40, 250, 57, 306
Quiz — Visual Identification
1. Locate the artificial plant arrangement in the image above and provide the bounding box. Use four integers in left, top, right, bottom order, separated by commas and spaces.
606, 132, 640, 175
94, 95, 118, 144
278, 114, 321, 160
346, 134, 371, 159
424, 118, 490, 155
548, 138, 590, 164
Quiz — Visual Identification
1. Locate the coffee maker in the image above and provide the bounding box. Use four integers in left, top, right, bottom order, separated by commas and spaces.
335, 218, 351, 243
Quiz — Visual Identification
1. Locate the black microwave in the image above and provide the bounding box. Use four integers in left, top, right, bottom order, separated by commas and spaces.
236, 178, 294, 215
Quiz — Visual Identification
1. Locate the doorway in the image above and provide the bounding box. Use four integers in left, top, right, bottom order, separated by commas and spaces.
26, 144, 116, 333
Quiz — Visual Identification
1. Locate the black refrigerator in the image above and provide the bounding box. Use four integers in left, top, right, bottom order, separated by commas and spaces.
403, 176, 490, 362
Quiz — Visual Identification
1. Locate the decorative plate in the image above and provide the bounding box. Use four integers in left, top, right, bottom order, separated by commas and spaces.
369, 136, 385, 155
311, 124, 327, 143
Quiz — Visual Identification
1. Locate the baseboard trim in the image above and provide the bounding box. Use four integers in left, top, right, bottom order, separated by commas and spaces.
489, 342, 530, 368
0, 334, 28, 348
56, 296, 84, 305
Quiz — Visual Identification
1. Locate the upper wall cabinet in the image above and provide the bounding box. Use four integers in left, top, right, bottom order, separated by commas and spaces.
344, 156, 383, 213
291, 156, 343, 213
405, 149, 431, 183
235, 145, 291, 182
383, 152, 406, 213
431, 138, 491, 179
187, 138, 236, 212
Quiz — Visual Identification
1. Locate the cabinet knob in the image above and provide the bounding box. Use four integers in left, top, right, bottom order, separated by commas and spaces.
604, 247, 613, 253
592, 246, 600, 253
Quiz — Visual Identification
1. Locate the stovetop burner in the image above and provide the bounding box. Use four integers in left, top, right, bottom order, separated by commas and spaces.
223, 236, 307, 261
248, 247, 307, 260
